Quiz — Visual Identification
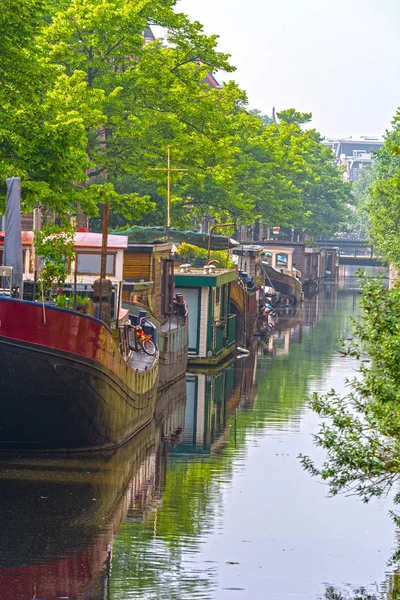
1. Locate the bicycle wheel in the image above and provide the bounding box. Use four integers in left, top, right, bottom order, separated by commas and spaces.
140, 337, 156, 356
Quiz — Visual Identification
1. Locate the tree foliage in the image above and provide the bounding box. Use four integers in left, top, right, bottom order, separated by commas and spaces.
34, 222, 75, 296
350, 164, 376, 238
0, 0, 351, 238
367, 108, 400, 266
300, 275, 400, 505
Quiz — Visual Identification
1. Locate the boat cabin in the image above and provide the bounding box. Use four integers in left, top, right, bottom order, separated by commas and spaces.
325, 248, 339, 279
232, 245, 263, 280
174, 265, 237, 363
0, 230, 128, 297
304, 247, 327, 284
260, 241, 306, 277
0, 231, 128, 285
121, 241, 189, 387
121, 242, 174, 324
261, 244, 298, 278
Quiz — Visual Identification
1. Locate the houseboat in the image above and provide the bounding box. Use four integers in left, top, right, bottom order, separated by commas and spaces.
231, 245, 263, 345
120, 241, 188, 388
261, 244, 302, 305
174, 264, 237, 365
303, 247, 327, 292
324, 248, 339, 280
0, 179, 159, 451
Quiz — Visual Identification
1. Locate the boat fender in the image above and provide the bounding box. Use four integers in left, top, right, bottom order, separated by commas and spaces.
236, 347, 250, 355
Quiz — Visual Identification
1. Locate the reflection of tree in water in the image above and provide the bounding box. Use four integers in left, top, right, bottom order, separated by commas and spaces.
110, 291, 398, 599
324, 576, 400, 599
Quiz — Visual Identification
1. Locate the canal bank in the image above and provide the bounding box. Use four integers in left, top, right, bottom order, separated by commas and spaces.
0, 268, 396, 599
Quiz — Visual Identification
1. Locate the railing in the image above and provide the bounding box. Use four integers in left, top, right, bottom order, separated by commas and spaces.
226, 314, 236, 347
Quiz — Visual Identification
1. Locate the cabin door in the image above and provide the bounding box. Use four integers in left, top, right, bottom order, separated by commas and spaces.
175, 287, 200, 353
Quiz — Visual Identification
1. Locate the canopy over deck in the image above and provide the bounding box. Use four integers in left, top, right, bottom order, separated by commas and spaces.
111, 226, 239, 251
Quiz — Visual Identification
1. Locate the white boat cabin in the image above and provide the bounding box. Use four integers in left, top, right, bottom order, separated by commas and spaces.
0, 230, 128, 287
261, 245, 301, 279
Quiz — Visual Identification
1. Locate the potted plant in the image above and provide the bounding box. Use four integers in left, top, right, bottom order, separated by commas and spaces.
75, 295, 89, 313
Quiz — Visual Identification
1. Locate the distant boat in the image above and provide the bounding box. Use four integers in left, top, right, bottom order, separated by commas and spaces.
262, 263, 302, 305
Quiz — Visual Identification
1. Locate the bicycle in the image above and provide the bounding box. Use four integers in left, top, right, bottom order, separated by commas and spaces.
128, 317, 157, 356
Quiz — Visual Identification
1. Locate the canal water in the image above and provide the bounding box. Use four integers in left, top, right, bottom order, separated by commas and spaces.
0, 268, 397, 600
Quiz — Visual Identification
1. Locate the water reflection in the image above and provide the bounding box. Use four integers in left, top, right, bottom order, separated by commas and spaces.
0, 378, 186, 600
0, 272, 397, 599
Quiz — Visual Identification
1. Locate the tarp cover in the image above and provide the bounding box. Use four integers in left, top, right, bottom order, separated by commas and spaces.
3, 177, 23, 290
110, 226, 239, 251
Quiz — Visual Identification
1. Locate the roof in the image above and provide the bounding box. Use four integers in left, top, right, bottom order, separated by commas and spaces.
324, 137, 383, 144
0, 231, 128, 249
174, 267, 236, 288
259, 241, 305, 249
203, 72, 222, 89
126, 242, 173, 253
233, 245, 263, 256
74, 232, 128, 249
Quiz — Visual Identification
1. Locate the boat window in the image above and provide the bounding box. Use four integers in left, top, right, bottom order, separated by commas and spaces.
276, 253, 289, 268
76, 253, 115, 276
263, 252, 272, 265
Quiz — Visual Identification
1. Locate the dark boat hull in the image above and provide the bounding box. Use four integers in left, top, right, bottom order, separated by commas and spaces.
230, 280, 258, 345
263, 265, 302, 304
0, 298, 158, 451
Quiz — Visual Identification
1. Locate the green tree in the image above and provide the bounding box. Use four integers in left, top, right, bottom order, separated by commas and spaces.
367, 108, 400, 266
351, 164, 376, 238
276, 108, 312, 125
0, 0, 105, 215
34, 222, 75, 297
39, 0, 251, 223
300, 275, 400, 505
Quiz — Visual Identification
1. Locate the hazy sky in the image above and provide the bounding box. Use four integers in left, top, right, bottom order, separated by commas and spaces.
178, 0, 400, 139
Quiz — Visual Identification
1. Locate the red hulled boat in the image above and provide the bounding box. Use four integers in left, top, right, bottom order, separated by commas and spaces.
0, 178, 159, 452
0, 297, 159, 451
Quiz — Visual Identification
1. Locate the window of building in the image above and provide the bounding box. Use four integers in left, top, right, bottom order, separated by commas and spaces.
276, 253, 289, 268
216, 287, 220, 304
76, 253, 115, 276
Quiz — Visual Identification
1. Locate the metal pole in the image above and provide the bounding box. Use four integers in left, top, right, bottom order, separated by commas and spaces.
73, 265, 77, 310
207, 223, 235, 263
100, 203, 109, 318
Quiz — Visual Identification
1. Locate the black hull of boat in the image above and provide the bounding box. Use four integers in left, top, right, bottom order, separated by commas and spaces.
264, 265, 302, 304
0, 338, 157, 452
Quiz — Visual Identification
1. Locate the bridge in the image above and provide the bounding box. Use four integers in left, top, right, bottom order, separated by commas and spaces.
319, 239, 387, 267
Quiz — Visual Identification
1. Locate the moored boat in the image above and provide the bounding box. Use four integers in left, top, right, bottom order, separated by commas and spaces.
0, 296, 159, 451
231, 245, 263, 345
262, 263, 302, 304
0, 178, 159, 452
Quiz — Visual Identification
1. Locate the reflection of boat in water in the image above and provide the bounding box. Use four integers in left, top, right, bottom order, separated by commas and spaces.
174, 354, 257, 457
0, 378, 187, 599
263, 263, 302, 305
